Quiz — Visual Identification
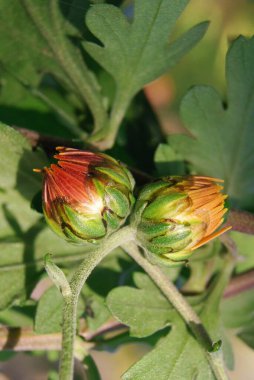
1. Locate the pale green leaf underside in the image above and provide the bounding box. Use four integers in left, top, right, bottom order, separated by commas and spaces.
84, 1, 208, 97
35, 286, 63, 334
169, 36, 254, 211
108, 266, 231, 380
123, 320, 215, 380
107, 272, 175, 337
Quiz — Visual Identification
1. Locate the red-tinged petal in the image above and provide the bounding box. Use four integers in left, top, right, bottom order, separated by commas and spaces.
38, 147, 135, 244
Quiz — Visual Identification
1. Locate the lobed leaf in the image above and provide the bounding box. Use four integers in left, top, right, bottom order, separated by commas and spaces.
85, 1, 208, 99
169, 36, 254, 211
108, 261, 232, 379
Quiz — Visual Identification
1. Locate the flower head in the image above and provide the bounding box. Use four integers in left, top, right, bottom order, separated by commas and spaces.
132, 176, 231, 265
36, 147, 135, 244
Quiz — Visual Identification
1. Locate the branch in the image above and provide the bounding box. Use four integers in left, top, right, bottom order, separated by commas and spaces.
223, 269, 254, 298
225, 209, 254, 235
0, 327, 65, 351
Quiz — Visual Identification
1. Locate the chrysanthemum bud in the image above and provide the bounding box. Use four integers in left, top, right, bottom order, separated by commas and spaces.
132, 176, 231, 265
36, 147, 135, 244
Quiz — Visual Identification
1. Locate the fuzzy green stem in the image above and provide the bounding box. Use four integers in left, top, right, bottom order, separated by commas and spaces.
59, 226, 134, 380
122, 242, 229, 380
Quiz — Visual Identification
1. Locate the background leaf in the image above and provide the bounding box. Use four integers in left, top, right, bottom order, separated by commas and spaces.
0, 0, 106, 136
222, 284, 254, 350
230, 231, 254, 274
169, 36, 254, 211
113, 261, 233, 380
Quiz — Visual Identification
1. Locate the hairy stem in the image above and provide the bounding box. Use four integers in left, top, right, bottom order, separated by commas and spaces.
122, 242, 230, 380
226, 209, 254, 235
59, 226, 134, 380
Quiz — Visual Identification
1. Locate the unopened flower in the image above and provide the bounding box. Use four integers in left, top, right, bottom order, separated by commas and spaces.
132, 176, 231, 265
35, 147, 135, 244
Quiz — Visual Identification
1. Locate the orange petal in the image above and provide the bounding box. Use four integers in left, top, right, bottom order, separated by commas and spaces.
191, 225, 232, 250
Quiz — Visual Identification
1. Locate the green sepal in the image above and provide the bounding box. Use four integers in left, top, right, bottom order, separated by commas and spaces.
103, 210, 121, 231
143, 193, 186, 219
62, 225, 91, 244
105, 186, 130, 217
144, 248, 187, 268
138, 181, 170, 201
121, 165, 135, 190
64, 205, 106, 239
151, 230, 191, 246
92, 177, 105, 198
95, 166, 131, 189
138, 221, 173, 237
43, 208, 65, 239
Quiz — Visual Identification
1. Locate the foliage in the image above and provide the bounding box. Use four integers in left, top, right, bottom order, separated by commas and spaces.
167, 36, 254, 211
0, 0, 254, 379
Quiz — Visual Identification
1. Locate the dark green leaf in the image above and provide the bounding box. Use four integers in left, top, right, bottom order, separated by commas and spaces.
0, 0, 106, 135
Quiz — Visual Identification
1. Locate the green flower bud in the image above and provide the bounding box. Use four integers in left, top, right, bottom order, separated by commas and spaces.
36, 147, 135, 244
132, 176, 231, 265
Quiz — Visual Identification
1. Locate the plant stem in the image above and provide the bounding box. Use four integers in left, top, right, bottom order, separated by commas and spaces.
122, 242, 229, 380
59, 226, 134, 380
226, 209, 254, 235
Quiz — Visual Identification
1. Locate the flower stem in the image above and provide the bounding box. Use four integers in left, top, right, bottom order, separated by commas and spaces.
122, 242, 230, 380
59, 226, 134, 380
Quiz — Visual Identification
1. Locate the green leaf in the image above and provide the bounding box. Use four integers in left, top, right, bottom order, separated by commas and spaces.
107, 272, 175, 337
82, 249, 134, 331
222, 288, 254, 349
0, 0, 107, 135
84, 1, 208, 146
169, 36, 254, 211
0, 304, 35, 327
108, 260, 233, 379
154, 143, 186, 176
230, 231, 254, 273
124, 319, 215, 380
35, 286, 63, 334
222, 288, 254, 329
85, 1, 208, 98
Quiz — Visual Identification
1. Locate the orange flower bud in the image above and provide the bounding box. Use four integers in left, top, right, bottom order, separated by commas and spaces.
133, 176, 231, 265
36, 147, 135, 244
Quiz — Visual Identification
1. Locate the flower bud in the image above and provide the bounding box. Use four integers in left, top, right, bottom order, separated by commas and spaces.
36, 147, 135, 244
132, 176, 231, 265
